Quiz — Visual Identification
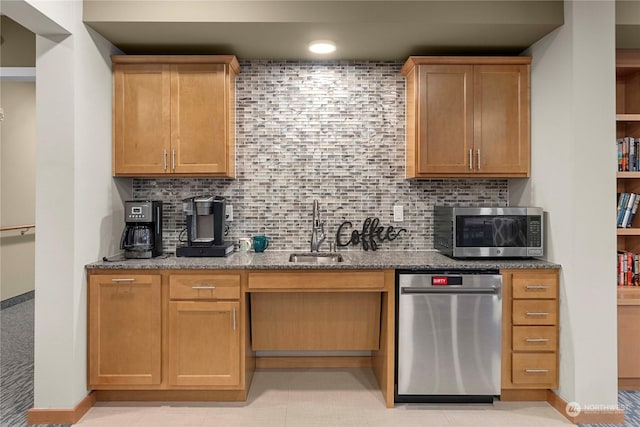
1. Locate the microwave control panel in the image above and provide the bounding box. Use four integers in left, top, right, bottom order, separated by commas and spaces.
527, 216, 542, 247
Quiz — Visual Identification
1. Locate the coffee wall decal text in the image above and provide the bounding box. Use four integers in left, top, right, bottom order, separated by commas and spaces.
336, 217, 407, 251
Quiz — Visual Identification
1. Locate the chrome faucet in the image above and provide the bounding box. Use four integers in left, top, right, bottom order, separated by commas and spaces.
310, 200, 326, 252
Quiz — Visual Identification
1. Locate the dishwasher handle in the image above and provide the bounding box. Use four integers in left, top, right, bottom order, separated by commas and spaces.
401, 287, 500, 295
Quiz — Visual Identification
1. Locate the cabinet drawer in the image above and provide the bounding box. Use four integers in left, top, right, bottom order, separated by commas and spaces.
512, 353, 557, 386
512, 326, 557, 352
248, 271, 386, 290
512, 300, 557, 325
512, 273, 558, 299
170, 274, 240, 300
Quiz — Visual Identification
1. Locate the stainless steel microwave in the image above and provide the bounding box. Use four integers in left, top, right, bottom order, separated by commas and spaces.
434, 206, 544, 258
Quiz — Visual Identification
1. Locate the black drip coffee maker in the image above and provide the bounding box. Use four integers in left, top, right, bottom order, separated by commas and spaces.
120, 200, 163, 259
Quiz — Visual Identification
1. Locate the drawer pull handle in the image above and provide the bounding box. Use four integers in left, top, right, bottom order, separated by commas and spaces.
526, 285, 549, 289
232, 307, 237, 331
192, 285, 216, 290
525, 369, 549, 373
525, 338, 550, 342
111, 278, 135, 282
526, 312, 549, 316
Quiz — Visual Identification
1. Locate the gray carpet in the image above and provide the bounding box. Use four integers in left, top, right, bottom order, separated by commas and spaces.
1, 297, 639, 426
0, 297, 69, 427
579, 391, 640, 427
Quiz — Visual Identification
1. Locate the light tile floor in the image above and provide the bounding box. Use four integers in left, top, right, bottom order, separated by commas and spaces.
74, 368, 573, 427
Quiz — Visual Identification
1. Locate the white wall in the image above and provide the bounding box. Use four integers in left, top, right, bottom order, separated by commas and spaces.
4, 0, 127, 409
511, 0, 617, 407
0, 81, 36, 301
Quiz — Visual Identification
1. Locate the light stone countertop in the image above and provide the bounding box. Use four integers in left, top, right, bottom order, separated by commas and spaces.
86, 250, 560, 270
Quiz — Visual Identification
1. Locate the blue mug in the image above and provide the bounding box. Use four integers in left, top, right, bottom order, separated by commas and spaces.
253, 235, 270, 253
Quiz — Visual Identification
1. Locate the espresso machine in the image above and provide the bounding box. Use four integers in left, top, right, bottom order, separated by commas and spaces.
120, 200, 163, 259
176, 195, 234, 257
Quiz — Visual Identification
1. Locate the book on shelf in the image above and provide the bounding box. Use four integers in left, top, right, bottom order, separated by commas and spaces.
617, 192, 640, 227
617, 137, 640, 172
618, 251, 640, 286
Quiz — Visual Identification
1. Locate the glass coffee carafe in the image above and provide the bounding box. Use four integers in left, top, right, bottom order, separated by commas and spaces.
120, 224, 154, 256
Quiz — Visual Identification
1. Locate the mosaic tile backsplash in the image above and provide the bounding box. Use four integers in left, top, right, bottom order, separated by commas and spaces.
133, 61, 508, 253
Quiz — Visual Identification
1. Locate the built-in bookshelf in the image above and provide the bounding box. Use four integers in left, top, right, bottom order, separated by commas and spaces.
616, 51, 640, 282
616, 49, 640, 389
616, 123, 640, 284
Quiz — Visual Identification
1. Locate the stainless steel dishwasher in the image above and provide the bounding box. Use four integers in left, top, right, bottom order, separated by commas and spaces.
395, 269, 502, 403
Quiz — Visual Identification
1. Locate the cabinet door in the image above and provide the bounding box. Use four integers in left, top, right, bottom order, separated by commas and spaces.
474, 65, 530, 175
88, 274, 162, 386
168, 301, 240, 387
170, 64, 230, 175
416, 65, 474, 174
618, 305, 640, 379
113, 64, 171, 175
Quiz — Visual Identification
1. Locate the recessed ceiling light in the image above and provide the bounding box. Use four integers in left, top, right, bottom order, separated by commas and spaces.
308, 40, 336, 54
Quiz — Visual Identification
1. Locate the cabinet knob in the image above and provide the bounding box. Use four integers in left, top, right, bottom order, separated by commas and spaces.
111, 278, 135, 282
191, 285, 216, 290
526, 312, 549, 316
525, 369, 550, 373
525, 338, 549, 342
526, 285, 549, 289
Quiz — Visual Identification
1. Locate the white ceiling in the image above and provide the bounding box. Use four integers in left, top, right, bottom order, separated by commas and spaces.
7, 1, 640, 62
83, 0, 565, 60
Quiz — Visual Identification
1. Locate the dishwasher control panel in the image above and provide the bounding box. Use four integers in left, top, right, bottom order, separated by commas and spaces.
431, 276, 462, 285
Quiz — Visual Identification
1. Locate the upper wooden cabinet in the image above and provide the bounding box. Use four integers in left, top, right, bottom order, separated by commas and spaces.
112, 56, 239, 177
401, 57, 531, 178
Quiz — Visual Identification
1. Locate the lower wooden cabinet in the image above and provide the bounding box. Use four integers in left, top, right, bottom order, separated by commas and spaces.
618, 287, 640, 389
501, 268, 559, 394
87, 267, 559, 404
168, 301, 240, 387
512, 353, 557, 386
87, 269, 253, 398
88, 274, 162, 387
512, 299, 558, 325
512, 326, 557, 352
